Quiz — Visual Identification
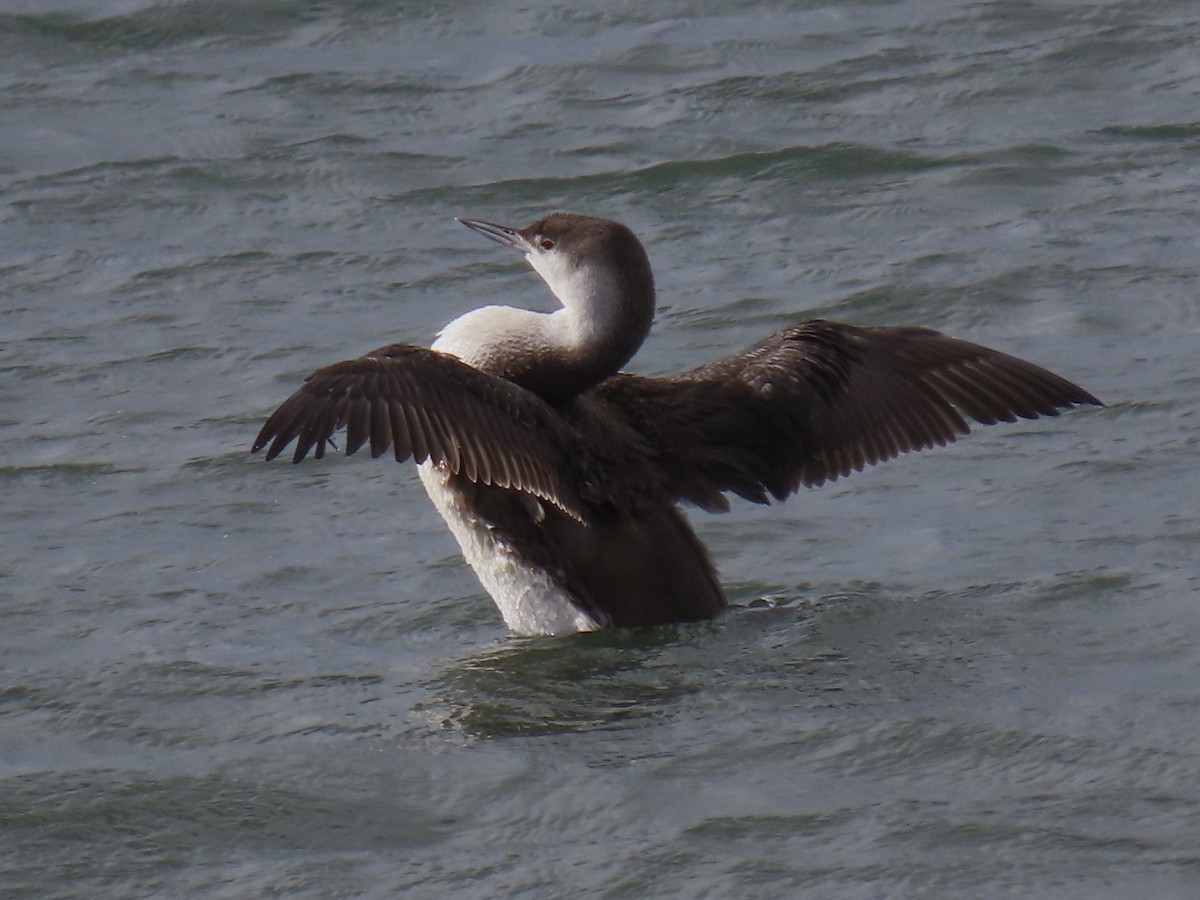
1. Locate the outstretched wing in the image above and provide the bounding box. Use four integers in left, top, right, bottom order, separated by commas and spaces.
597, 319, 1102, 511
252, 344, 585, 520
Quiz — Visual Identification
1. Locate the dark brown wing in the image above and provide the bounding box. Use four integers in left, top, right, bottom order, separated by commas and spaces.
252, 344, 585, 521
597, 319, 1102, 510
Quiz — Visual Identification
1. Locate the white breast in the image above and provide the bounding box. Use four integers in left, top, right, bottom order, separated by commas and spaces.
431, 305, 561, 369
416, 463, 602, 636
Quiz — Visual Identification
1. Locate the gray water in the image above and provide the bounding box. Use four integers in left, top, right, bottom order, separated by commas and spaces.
2, 0, 1198, 896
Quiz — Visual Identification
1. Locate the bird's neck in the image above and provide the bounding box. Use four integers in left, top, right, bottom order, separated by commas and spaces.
433, 263, 653, 404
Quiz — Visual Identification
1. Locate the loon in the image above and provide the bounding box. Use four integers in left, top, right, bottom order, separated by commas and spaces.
253, 213, 1101, 635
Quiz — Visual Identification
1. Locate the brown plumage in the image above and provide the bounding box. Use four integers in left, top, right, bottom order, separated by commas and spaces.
256, 345, 586, 521
253, 213, 1101, 635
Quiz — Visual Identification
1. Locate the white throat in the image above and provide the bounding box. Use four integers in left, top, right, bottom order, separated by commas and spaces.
432, 252, 626, 371
528, 248, 628, 347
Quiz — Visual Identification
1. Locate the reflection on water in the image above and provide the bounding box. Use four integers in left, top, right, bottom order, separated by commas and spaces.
426, 626, 716, 738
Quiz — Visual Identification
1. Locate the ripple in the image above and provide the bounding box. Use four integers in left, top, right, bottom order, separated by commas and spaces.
3, 1, 1198, 895
0, 1, 320, 54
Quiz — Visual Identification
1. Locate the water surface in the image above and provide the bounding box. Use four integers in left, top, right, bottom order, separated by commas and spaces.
2, 1, 1199, 896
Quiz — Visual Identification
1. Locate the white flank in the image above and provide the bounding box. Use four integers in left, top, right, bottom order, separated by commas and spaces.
417, 463, 602, 637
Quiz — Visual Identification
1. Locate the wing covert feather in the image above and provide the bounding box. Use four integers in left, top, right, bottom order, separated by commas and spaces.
252, 344, 584, 520
598, 320, 1101, 506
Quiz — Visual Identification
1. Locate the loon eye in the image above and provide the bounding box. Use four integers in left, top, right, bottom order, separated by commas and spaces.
539, 238, 555, 251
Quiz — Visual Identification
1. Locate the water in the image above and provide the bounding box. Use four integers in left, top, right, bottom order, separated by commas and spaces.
2, 0, 1198, 895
